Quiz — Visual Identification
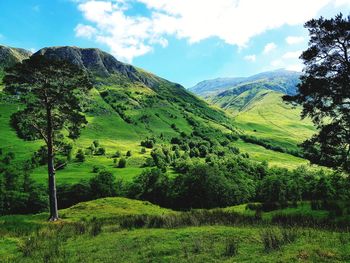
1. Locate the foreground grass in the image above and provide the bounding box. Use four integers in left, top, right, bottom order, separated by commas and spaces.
1, 198, 350, 262
3, 224, 350, 262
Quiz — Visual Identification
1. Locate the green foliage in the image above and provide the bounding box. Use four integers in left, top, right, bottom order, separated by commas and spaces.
284, 13, 350, 173
118, 158, 127, 168
75, 149, 85, 162
89, 171, 116, 199
128, 168, 169, 206
0, 169, 47, 215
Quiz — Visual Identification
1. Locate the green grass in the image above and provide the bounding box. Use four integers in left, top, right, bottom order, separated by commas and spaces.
0, 103, 43, 164
1, 198, 350, 262
60, 197, 174, 221
234, 90, 315, 151
233, 139, 310, 169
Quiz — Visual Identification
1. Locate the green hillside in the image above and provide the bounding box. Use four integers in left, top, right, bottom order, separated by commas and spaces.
234, 90, 315, 151
190, 70, 316, 159
0, 46, 314, 190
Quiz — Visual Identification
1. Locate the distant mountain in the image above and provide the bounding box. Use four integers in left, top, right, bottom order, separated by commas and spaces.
189, 77, 246, 97
189, 69, 300, 98
189, 69, 314, 153
190, 70, 300, 115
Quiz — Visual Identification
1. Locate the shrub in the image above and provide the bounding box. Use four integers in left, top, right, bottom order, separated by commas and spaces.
118, 158, 127, 168
93, 140, 100, 148
126, 150, 132, 157
95, 147, 106, 156
141, 138, 155, 148
89, 171, 116, 198
112, 151, 121, 158
140, 148, 146, 154
92, 165, 103, 173
127, 168, 169, 206
75, 149, 85, 162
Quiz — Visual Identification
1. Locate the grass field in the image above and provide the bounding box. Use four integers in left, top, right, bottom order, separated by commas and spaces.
234, 90, 315, 151
1, 197, 350, 263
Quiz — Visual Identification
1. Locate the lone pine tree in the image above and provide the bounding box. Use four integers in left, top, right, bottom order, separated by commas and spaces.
284, 13, 350, 173
4, 55, 92, 220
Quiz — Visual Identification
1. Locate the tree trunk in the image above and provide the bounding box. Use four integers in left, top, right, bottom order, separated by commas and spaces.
47, 107, 59, 221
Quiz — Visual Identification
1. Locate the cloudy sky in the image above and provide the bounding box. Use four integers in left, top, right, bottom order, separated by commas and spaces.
0, 0, 349, 87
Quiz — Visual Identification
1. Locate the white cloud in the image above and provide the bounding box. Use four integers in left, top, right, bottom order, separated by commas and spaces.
244, 54, 256, 62
335, 0, 350, 6
285, 36, 304, 45
263, 42, 277, 54
286, 63, 303, 72
271, 59, 282, 67
75, 24, 97, 39
282, 50, 302, 59
74, 0, 338, 62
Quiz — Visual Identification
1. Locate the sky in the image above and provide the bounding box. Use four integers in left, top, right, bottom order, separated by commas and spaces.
0, 0, 349, 87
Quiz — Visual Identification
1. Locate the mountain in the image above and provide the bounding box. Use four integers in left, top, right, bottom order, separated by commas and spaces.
200, 69, 300, 114
190, 69, 300, 100
34, 46, 157, 87
0, 45, 242, 184
190, 69, 315, 157
0, 45, 32, 77
0, 46, 311, 189
189, 77, 246, 97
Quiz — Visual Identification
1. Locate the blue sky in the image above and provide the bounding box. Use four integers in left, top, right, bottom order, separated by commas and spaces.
0, 0, 349, 87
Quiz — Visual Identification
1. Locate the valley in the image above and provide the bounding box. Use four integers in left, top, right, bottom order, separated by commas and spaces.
0, 43, 348, 263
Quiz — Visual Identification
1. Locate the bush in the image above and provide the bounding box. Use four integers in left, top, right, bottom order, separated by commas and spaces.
89, 171, 116, 198
93, 140, 100, 148
118, 158, 127, 168
95, 147, 106, 156
141, 138, 155, 148
128, 168, 169, 206
126, 150, 132, 157
140, 148, 146, 154
112, 151, 121, 158
75, 149, 85, 162
92, 165, 103, 173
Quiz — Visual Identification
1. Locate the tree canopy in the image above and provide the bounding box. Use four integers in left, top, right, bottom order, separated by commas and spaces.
4, 55, 92, 220
284, 13, 350, 173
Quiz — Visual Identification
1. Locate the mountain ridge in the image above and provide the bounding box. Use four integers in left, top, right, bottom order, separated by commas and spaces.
189, 69, 300, 98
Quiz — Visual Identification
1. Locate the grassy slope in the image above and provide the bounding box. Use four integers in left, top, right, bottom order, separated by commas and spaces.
1, 197, 349, 262
0, 78, 314, 186
234, 90, 315, 151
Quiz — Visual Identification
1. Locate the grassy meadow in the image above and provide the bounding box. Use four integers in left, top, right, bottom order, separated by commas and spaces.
1, 197, 350, 263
